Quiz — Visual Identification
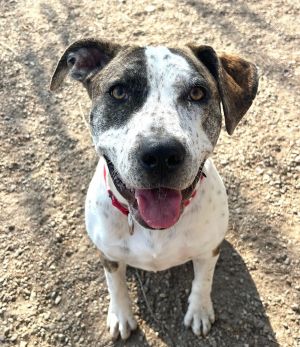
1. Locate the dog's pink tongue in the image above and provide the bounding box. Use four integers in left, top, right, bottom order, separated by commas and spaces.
135, 188, 182, 229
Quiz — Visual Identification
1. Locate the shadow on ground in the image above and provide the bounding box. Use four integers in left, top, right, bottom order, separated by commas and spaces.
107, 240, 279, 347
1, 1, 293, 346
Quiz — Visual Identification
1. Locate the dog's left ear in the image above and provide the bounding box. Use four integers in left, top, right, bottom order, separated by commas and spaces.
50, 38, 121, 92
188, 45, 259, 135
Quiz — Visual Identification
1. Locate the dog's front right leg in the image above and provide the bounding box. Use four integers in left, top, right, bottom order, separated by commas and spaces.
104, 261, 137, 340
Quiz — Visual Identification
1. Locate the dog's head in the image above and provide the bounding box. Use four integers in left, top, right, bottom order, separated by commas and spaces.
51, 38, 258, 230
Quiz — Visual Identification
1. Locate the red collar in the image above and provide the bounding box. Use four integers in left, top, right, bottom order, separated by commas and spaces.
103, 165, 205, 217
103, 165, 130, 216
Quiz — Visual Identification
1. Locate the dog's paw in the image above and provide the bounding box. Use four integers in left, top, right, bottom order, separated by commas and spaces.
184, 296, 215, 336
107, 303, 137, 340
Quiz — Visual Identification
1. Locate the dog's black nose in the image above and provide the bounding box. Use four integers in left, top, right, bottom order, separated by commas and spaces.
139, 138, 186, 173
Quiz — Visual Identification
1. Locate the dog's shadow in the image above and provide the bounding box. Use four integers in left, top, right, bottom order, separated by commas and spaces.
113, 240, 279, 347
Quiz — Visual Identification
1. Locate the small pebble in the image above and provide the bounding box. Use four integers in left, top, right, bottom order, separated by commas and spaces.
54, 296, 61, 305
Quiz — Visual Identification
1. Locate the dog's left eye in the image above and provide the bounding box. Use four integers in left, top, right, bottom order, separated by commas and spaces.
110, 85, 128, 101
188, 86, 206, 102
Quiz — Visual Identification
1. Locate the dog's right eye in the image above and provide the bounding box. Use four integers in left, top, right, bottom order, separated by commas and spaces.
188, 86, 206, 102
110, 85, 128, 101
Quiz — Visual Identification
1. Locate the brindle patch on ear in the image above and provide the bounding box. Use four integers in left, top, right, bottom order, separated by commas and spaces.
188, 45, 259, 135
99, 251, 119, 272
218, 53, 259, 134
50, 38, 121, 93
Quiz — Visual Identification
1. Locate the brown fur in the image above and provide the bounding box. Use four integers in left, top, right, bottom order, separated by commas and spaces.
187, 45, 259, 135
99, 251, 119, 272
50, 39, 258, 136
50, 38, 122, 94
212, 243, 222, 257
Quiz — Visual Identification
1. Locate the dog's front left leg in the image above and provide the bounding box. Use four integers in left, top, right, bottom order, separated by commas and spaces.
184, 251, 219, 336
104, 262, 137, 340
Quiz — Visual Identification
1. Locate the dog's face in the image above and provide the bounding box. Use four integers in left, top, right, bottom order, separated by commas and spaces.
51, 39, 258, 229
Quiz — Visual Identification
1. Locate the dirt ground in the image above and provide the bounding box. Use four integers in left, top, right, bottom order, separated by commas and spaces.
0, 0, 299, 346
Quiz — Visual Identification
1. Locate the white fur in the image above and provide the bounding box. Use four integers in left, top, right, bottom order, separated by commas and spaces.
86, 157, 227, 271
105, 263, 137, 340
85, 47, 229, 340
86, 157, 228, 338
92, 47, 213, 190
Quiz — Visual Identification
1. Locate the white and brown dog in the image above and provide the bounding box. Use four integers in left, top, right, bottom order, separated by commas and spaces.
50, 39, 258, 340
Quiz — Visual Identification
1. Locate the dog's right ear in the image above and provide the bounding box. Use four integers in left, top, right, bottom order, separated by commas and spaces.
50, 38, 121, 92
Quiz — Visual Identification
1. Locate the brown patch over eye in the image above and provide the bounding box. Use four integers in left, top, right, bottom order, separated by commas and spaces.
110, 85, 128, 100
189, 86, 205, 101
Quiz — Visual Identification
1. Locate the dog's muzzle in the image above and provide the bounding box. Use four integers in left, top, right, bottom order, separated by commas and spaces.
131, 138, 186, 229
104, 150, 206, 230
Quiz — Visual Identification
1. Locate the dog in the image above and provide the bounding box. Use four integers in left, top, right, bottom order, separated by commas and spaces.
50, 38, 258, 340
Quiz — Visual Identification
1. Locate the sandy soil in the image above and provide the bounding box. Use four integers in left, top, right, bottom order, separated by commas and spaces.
0, 1, 299, 346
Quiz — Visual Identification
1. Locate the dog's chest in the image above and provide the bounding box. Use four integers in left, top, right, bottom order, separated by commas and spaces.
97, 196, 225, 272
86, 158, 228, 272
114, 226, 196, 272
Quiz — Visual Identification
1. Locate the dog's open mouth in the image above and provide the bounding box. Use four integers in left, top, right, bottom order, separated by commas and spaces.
134, 188, 182, 229
105, 157, 205, 230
